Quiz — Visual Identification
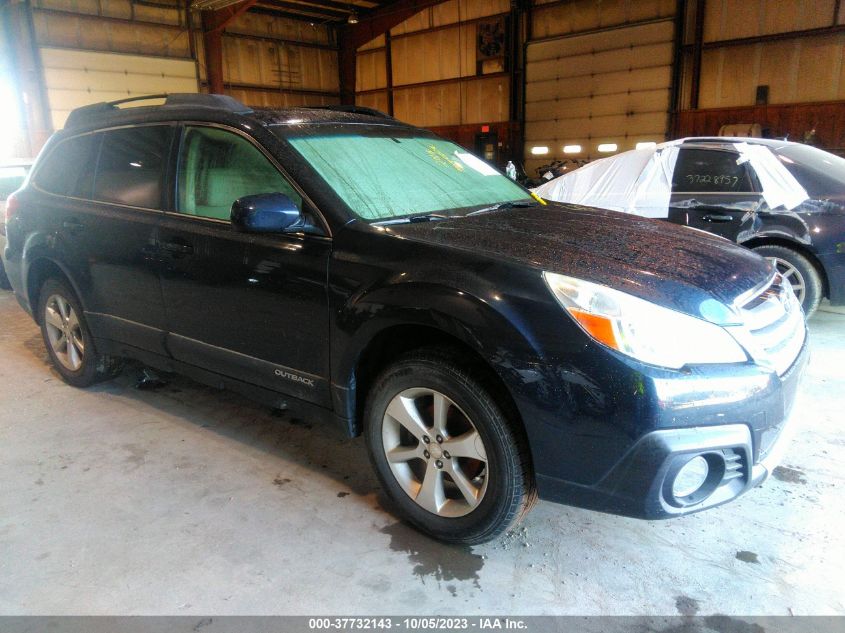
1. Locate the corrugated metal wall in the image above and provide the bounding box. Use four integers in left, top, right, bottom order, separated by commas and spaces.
524, 0, 676, 172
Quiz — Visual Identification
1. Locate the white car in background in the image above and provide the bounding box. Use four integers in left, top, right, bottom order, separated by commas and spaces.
1, 160, 33, 289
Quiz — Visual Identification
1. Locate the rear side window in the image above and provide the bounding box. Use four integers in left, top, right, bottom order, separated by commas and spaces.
35, 134, 99, 198
92, 126, 171, 209
177, 126, 301, 220
672, 148, 756, 193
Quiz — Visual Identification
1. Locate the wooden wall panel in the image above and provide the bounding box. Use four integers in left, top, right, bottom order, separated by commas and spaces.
388, 0, 510, 37
355, 90, 389, 113
32, 6, 190, 58
392, 27, 471, 86
358, 34, 385, 52
227, 88, 339, 108
356, 50, 387, 92
356, 0, 512, 133
531, 0, 674, 40
698, 34, 845, 108
675, 102, 845, 155
215, 12, 338, 104
703, 0, 836, 42
462, 75, 509, 124
393, 82, 462, 127
226, 12, 334, 46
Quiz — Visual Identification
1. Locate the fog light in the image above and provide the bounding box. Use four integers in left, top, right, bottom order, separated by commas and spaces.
672, 456, 710, 498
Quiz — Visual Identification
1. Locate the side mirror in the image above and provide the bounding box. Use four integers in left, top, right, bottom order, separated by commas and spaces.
231, 193, 304, 233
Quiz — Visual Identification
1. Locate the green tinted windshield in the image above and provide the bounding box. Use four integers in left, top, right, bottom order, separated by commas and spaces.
284, 132, 531, 221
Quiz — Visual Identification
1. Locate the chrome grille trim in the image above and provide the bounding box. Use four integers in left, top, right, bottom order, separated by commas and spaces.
731, 273, 806, 376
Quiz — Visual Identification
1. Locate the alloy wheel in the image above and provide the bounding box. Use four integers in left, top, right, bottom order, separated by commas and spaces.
770, 257, 806, 305
44, 294, 85, 371
382, 388, 489, 517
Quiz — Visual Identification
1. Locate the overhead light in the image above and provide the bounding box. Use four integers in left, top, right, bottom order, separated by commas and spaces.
597, 143, 618, 153
348, 12, 358, 24
563, 144, 581, 154
636, 141, 657, 150
531, 146, 549, 155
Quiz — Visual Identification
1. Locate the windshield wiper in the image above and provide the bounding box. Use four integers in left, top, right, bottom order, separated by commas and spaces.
465, 200, 540, 216
372, 213, 450, 226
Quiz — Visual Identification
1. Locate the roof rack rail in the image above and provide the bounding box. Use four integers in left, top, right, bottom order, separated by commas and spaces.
65, 93, 252, 129
312, 105, 396, 120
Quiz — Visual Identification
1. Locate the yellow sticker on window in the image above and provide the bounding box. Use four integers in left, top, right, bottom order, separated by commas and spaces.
427, 144, 464, 172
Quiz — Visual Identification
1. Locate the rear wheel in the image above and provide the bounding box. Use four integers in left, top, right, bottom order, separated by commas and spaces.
38, 279, 121, 387
364, 348, 535, 544
752, 245, 822, 317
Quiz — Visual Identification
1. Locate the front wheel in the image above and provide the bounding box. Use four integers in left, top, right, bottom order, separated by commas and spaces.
38, 278, 121, 387
752, 245, 823, 317
364, 348, 535, 544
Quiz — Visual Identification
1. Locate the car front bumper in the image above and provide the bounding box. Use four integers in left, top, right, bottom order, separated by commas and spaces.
534, 334, 809, 519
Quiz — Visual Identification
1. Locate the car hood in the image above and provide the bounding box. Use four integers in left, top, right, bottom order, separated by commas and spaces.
381, 203, 774, 324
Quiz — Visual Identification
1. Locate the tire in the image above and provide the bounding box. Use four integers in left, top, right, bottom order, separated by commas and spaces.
364, 347, 535, 544
752, 245, 823, 317
37, 278, 121, 387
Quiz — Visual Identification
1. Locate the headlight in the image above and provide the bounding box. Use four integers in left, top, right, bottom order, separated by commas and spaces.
543, 272, 748, 369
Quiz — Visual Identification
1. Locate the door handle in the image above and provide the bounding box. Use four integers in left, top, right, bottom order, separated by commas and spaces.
162, 241, 194, 255
62, 219, 84, 233
701, 214, 734, 223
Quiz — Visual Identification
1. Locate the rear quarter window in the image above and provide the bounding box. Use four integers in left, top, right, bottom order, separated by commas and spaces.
35, 134, 100, 198
92, 126, 171, 209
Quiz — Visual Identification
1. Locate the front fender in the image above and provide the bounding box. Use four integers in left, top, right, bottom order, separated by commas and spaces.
331, 278, 554, 424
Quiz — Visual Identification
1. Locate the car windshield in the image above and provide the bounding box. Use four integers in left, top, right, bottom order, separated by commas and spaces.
0, 165, 29, 200
280, 128, 532, 221
773, 143, 845, 201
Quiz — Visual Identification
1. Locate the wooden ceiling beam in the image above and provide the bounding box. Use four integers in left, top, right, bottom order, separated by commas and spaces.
258, 0, 348, 19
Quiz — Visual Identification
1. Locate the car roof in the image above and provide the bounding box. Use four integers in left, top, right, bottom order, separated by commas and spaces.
62, 93, 410, 134
669, 136, 795, 151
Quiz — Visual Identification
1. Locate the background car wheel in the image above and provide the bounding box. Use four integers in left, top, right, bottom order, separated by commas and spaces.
38, 278, 121, 387
364, 347, 535, 544
752, 245, 823, 317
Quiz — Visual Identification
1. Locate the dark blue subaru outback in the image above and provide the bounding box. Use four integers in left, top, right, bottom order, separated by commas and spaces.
2, 94, 808, 543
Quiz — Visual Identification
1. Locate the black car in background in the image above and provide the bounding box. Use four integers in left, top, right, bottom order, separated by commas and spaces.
536, 138, 845, 316
1, 95, 808, 544
669, 138, 845, 316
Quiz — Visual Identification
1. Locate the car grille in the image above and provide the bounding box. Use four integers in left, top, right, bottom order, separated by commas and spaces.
736, 273, 806, 376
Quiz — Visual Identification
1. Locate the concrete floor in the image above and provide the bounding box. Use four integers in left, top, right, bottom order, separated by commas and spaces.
0, 291, 843, 616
